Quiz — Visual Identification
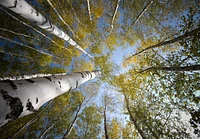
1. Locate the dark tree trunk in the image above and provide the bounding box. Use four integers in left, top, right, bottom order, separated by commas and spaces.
127, 27, 200, 60
140, 64, 200, 73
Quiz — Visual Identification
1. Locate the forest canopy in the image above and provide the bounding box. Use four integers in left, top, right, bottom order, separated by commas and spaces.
0, 0, 199, 138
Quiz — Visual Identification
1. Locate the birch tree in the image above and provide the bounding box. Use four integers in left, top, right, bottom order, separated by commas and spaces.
0, 0, 92, 58
0, 70, 101, 127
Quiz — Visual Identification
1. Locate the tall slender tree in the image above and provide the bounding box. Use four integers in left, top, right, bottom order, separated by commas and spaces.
0, 70, 101, 127
0, 0, 92, 58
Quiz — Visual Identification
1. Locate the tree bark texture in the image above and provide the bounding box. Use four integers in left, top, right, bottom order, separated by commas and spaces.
0, 0, 92, 58
0, 70, 101, 127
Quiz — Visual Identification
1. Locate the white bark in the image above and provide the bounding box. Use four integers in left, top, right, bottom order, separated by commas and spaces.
110, 0, 121, 32
0, 70, 101, 127
11, 99, 54, 139
0, 73, 67, 81
0, 8, 61, 48
0, 0, 92, 58
86, 0, 92, 22
46, 0, 80, 41
0, 35, 60, 60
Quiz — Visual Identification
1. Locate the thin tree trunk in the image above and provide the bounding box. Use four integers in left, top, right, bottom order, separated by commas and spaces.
0, 73, 67, 81
46, 0, 80, 41
126, 0, 153, 33
103, 105, 109, 139
139, 65, 200, 73
110, 0, 121, 33
86, 0, 92, 22
11, 99, 54, 139
62, 104, 82, 139
127, 27, 200, 60
0, 27, 42, 42
0, 35, 60, 59
0, 0, 92, 58
144, 121, 159, 139
0, 8, 62, 49
0, 49, 33, 60
0, 70, 101, 127
39, 105, 70, 139
124, 95, 147, 139
83, 123, 89, 139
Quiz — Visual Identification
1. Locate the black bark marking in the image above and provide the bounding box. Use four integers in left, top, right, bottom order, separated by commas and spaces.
26, 79, 35, 84
77, 72, 84, 78
75, 80, 79, 89
51, 26, 55, 32
58, 81, 61, 88
53, 76, 57, 79
31, 9, 39, 16
19, 83, 22, 85
26, 99, 35, 112
45, 77, 52, 82
0, 89, 23, 121
36, 97, 38, 104
69, 87, 72, 92
8, 0, 17, 9
44, 21, 53, 30
2, 80, 17, 90
40, 17, 48, 26
85, 71, 90, 77
89, 73, 92, 79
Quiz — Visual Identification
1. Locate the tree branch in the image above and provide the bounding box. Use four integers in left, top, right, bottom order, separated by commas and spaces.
126, 27, 200, 60
139, 64, 200, 73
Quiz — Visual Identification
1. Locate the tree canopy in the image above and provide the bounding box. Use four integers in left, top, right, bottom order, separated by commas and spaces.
0, 0, 199, 138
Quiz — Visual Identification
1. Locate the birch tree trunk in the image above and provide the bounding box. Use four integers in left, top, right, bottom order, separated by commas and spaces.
0, 7, 63, 50
0, 73, 67, 81
46, 0, 80, 41
0, 70, 101, 127
86, 0, 92, 22
0, 0, 92, 58
110, 0, 121, 32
